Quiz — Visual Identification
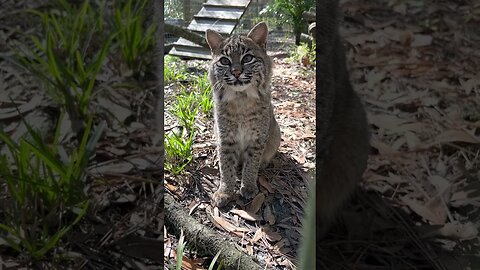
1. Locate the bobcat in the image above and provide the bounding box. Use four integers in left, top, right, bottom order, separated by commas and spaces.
205, 22, 281, 207
317, 0, 370, 240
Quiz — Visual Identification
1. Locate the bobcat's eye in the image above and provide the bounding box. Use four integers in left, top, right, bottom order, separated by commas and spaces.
241, 54, 254, 64
219, 57, 230, 65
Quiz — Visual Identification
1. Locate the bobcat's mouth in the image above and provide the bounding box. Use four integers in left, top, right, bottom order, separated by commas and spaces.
225, 75, 252, 87
228, 82, 250, 92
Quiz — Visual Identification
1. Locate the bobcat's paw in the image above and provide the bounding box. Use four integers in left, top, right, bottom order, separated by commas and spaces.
240, 184, 259, 200
212, 190, 235, 207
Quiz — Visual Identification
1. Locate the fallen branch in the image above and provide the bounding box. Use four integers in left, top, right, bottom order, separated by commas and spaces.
164, 193, 262, 270
165, 23, 209, 49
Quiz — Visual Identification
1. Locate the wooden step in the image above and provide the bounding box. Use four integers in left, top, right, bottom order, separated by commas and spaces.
173, 37, 207, 49
169, 46, 212, 60
167, 0, 251, 60
194, 6, 245, 21
203, 0, 250, 8
174, 37, 203, 47
187, 18, 237, 34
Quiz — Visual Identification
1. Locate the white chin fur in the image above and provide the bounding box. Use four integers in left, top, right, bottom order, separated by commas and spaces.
222, 83, 259, 102
229, 83, 250, 92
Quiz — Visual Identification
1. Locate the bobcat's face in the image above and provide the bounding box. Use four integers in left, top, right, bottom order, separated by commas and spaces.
211, 36, 266, 92
206, 23, 272, 94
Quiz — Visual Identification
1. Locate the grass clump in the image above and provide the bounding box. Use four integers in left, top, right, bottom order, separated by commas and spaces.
164, 55, 187, 83
0, 116, 104, 260
164, 129, 194, 175
113, 0, 157, 78
164, 72, 214, 175
170, 89, 199, 133
196, 73, 214, 116
4, 0, 112, 139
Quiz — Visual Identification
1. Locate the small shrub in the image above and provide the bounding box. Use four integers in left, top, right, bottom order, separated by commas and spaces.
290, 42, 315, 68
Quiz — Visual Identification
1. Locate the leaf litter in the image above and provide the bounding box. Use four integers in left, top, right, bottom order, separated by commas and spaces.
319, 0, 480, 269
0, 0, 163, 268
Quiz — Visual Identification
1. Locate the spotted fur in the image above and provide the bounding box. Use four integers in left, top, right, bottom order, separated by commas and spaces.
206, 22, 281, 207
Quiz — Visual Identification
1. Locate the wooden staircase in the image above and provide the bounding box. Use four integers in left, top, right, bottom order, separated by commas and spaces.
169, 0, 252, 60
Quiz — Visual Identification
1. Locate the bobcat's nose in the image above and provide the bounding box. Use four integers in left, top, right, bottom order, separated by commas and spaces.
231, 68, 242, 78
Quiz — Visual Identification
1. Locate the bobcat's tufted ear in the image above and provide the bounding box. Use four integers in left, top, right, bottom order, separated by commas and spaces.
247, 22, 268, 48
206, 29, 224, 52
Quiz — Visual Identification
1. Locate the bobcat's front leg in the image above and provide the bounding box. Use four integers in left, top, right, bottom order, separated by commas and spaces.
240, 143, 265, 200
213, 141, 238, 207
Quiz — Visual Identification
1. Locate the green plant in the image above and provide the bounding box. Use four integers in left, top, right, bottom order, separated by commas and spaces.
164, 129, 194, 175
208, 250, 223, 270
260, 0, 315, 45
168, 230, 223, 270
164, 55, 187, 83
196, 74, 214, 116
0, 114, 104, 260
290, 42, 316, 68
170, 90, 199, 133
175, 230, 186, 270
113, 0, 157, 77
3, 0, 113, 139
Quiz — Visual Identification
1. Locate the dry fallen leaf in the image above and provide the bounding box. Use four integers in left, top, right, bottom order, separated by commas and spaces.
404, 131, 421, 150
258, 176, 274, 193
230, 209, 260, 221
165, 183, 177, 192
450, 190, 480, 207
246, 244, 254, 256
263, 205, 276, 225
437, 222, 479, 240
368, 114, 411, 130
427, 175, 451, 198
92, 162, 134, 174
427, 129, 480, 147
401, 195, 447, 225
247, 193, 265, 214
181, 255, 206, 270
211, 214, 249, 233
252, 228, 264, 243
264, 229, 282, 242
370, 137, 399, 155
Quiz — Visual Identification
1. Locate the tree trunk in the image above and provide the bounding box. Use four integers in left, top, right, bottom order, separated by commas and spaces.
164, 193, 262, 270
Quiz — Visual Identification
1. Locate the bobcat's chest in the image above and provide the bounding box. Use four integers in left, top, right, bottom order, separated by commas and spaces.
235, 122, 256, 151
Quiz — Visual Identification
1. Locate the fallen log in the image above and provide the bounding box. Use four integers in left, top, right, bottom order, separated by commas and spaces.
164, 193, 262, 270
